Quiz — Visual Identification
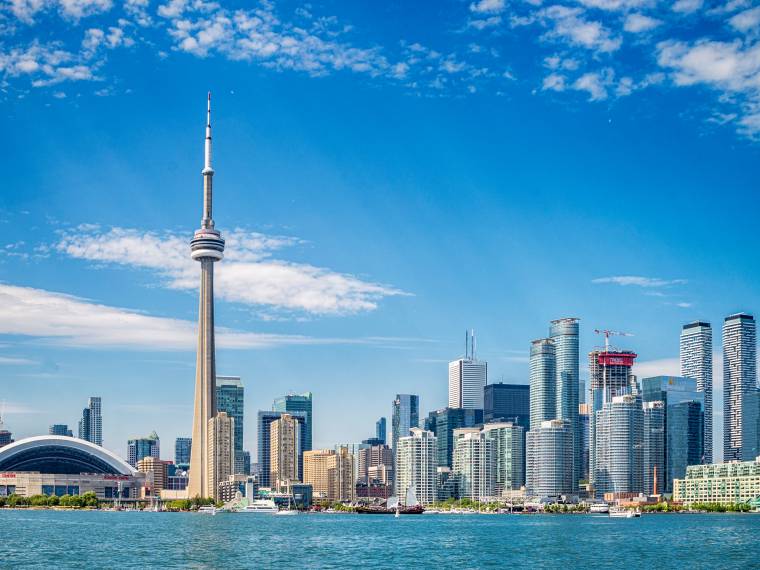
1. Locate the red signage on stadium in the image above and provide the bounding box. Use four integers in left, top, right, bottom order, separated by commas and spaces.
0, 473, 16, 478
598, 353, 637, 367
104, 475, 130, 481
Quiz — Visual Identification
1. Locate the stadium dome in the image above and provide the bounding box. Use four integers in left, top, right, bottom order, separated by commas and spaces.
0, 435, 135, 475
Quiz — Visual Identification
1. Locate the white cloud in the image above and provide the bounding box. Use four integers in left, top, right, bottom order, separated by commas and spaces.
592, 275, 688, 287
56, 226, 408, 315
9, 0, 112, 22
470, 0, 506, 14
672, 0, 703, 14
657, 39, 760, 135
573, 69, 612, 100
539, 5, 622, 53
632, 357, 680, 378
577, 0, 650, 10
0, 356, 37, 365
542, 72, 566, 91
623, 13, 662, 33
0, 284, 312, 350
729, 6, 760, 34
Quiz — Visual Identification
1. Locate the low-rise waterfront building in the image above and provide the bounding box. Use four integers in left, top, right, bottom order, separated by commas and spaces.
673, 457, 760, 505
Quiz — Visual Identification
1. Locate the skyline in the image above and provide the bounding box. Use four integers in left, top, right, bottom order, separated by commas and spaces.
1, 1, 760, 462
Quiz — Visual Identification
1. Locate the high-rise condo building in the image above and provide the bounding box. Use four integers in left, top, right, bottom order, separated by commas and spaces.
396, 428, 437, 506
484, 383, 530, 427
375, 417, 387, 445
78, 397, 102, 446
358, 444, 393, 484
216, 376, 244, 472
588, 349, 637, 488
482, 422, 525, 493
643, 401, 665, 495
188, 94, 226, 499
303, 448, 355, 502
579, 403, 590, 482
175, 437, 192, 468
257, 410, 307, 487
452, 428, 495, 501
642, 376, 704, 492
550, 318, 580, 492
392, 394, 419, 491
424, 408, 484, 468
273, 392, 313, 452
49, 424, 73, 437
723, 313, 757, 462
593, 394, 643, 497
127, 431, 160, 467
526, 419, 573, 498
529, 338, 556, 429
137, 456, 168, 495
680, 321, 713, 463
207, 412, 234, 501
270, 413, 301, 488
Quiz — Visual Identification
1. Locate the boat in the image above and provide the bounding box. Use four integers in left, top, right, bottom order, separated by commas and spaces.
237, 499, 278, 514
355, 489, 425, 515
589, 503, 610, 514
197, 506, 217, 515
609, 507, 640, 518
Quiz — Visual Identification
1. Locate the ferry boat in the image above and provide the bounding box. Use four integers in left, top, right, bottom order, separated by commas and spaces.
589, 503, 610, 514
237, 499, 278, 514
197, 506, 217, 515
609, 507, 640, 518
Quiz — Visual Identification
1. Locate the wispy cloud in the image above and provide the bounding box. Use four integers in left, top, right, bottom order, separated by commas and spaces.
0, 356, 37, 365
592, 275, 687, 287
56, 226, 408, 316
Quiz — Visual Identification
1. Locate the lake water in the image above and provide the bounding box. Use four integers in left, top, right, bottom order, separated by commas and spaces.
1, 510, 757, 568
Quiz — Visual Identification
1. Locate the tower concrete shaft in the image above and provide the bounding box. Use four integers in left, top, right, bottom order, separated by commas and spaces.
188, 93, 225, 499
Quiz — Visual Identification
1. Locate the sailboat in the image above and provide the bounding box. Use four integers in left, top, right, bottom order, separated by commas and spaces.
355, 488, 424, 515
275, 494, 299, 516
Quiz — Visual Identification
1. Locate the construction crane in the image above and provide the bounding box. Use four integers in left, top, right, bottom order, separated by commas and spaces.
594, 329, 633, 352
593, 329, 634, 405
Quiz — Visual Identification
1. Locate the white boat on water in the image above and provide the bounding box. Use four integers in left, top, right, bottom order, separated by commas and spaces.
237, 499, 278, 514
197, 506, 217, 515
589, 503, 610, 514
609, 508, 640, 518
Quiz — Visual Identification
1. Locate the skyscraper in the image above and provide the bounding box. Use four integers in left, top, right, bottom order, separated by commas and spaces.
175, 437, 192, 468
579, 403, 590, 481
49, 424, 73, 437
303, 448, 355, 502
375, 417, 387, 445
529, 338, 556, 429
484, 383, 530, 426
127, 431, 160, 467
257, 410, 307, 487
588, 349, 637, 487
396, 428, 437, 506
424, 407, 483, 468
642, 376, 704, 492
273, 392, 313, 452
550, 318, 580, 492
216, 376, 245, 473
207, 412, 234, 501
593, 394, 643, 497
78, 397, 102, 446
642, 401, 665, 495
391, 394, 419, 456
270, 413, 301, 488
448, 332, 487, 410
357, 444, 393, 484
680, 321, 713, 463
188, 94, 226, 499
482, 422, 525, 493
723, 313, 757, 462
453, 428, 494, 501
526, 419, 573, 498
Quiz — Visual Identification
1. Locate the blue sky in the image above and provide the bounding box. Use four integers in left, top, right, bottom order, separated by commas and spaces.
1, 0, 759, 462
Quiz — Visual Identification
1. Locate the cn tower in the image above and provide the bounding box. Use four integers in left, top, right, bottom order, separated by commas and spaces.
187, 93, 225, 499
